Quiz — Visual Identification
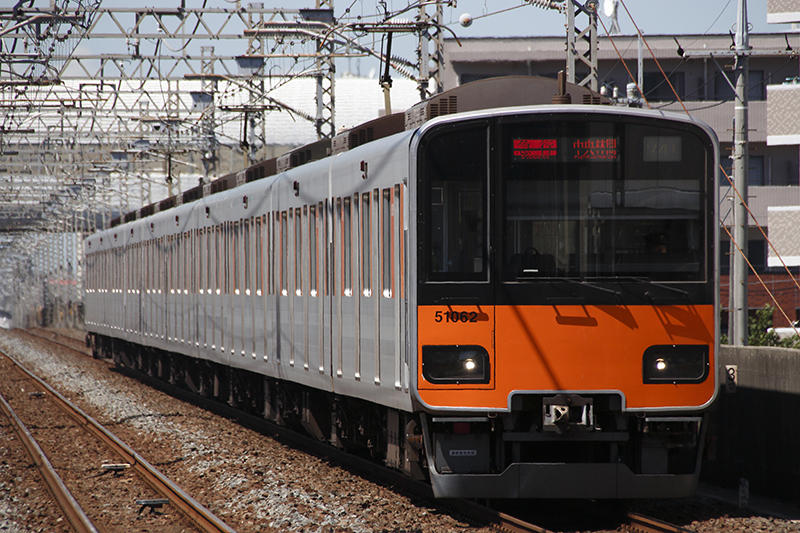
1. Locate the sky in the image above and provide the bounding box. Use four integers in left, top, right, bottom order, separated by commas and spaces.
442, 0, 792, 38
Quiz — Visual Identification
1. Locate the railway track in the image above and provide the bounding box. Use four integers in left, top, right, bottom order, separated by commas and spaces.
0, 389, 97, 533
0, 345, 236, 533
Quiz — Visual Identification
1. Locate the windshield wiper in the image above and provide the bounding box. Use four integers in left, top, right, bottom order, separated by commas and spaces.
544, 278, 622, 304
606, 276, 690, 302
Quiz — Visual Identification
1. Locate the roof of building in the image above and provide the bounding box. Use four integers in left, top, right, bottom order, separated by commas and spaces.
444, 33, 800, 63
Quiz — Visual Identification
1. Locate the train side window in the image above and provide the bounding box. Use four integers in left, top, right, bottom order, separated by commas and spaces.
207, 227, 213, 293
176, 233, 182, 293
397, 184, 405, 300
323, 200, 330, 296
196, 230, 202, 294
295, 208, 302, 296
166, 235, 172, 294
244, 218, 252, 295
360, 193, 371, 296
192, 230, 198, 294
309, 205, 317, 297
230, 221, 236, 294
184, 232, 190, 292
273, 212, 280, 295
281, 211, 288, 296
381, 188, 392, 298
266, 213, 273, 295
221, 223, 226, 294
231, 221, 238, 295
343, 197, 352, 296
177, 233, 182, 293
255, 216, 263, 295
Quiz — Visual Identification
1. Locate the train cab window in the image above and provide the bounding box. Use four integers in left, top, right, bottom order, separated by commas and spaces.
420, 124, 488, 282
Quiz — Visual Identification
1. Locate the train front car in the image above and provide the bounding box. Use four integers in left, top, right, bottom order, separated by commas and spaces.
411, 107, 718, 499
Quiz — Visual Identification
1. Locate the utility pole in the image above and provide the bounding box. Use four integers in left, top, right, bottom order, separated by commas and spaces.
732, 0, 750, 345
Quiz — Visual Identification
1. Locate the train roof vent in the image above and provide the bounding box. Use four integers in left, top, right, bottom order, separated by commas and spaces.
429, 95, 458, 118
110, 216, 121, 227
332, 112, 405, 154
139, 204, 155, 218
123, 211, 137, 223
159, 196, 176, 211
182, 185, 204, 204
245, 158, 277, 182
277, 138, 331, 172
210, 172, 236, 194
404, 75, 609, 130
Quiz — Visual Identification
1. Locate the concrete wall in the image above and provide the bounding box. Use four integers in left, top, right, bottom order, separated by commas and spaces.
702, 345, 800, 499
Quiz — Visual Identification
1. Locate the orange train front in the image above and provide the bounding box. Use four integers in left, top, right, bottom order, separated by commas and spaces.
410, 107, 718, 498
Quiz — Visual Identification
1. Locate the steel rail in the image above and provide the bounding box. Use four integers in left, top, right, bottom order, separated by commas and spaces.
628, 511, 690, 533
0, 390, 99, 533
0, 349, 237, 533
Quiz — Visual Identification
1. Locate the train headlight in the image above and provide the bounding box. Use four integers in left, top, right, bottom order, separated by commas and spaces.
643, 345, 709, 384
422, 345, 490, 384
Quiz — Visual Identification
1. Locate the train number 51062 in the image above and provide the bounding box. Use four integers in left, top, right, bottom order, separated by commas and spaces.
434, 310, 478, 323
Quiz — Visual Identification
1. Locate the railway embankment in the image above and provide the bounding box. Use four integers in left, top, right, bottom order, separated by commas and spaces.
703, 345, 800, 505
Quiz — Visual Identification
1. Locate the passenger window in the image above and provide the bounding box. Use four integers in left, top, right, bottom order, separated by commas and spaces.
381, 188, 392, 298
280, 211, 288, 295
295, 207, 303, 296
361, 193, 371, 296
343, 197, 352, 296
255, 216, 263, 295
244, 218, 251, 294
309, 205, 317, 297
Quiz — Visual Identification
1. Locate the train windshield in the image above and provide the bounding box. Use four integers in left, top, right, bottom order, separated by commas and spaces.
501, 118, 709, 282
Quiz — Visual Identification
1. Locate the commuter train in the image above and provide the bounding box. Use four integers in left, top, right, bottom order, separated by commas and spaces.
84, 76, 719, 499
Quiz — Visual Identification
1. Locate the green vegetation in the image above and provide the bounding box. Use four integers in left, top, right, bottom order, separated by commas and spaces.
722, 305, 800, 348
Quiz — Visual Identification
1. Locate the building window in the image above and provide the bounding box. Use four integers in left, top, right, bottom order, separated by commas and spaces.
748, 239, 766, 271
643, 71, 685, 101
714, 70, 764, 101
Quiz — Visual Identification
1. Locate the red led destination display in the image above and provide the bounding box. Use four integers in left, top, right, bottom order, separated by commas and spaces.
512, 137, 619, 162
571, 137, 618, 161
512, 138, 558, 161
